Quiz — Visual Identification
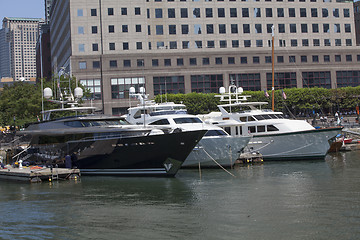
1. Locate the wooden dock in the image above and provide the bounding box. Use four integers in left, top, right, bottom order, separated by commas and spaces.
0, 166, 80, 183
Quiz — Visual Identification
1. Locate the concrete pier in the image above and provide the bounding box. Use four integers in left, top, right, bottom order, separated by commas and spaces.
0, 166, 80, 183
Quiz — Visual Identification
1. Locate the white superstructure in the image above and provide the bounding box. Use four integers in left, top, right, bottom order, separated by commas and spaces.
126, 95, 251, 167
198, 85, 342, 160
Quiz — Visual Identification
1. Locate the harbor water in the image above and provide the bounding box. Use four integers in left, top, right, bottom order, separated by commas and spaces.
1, 151, 360, 240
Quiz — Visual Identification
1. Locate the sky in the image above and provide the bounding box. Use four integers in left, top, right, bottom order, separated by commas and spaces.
0, 0, 44, 21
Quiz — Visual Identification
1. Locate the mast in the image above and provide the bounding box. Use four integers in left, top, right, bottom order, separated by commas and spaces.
271, 25, 275, 111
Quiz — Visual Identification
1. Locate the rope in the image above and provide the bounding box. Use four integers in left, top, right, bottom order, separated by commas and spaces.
201, 147, 236, 178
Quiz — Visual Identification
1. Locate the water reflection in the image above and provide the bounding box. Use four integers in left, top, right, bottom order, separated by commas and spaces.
1, 152, 360, 239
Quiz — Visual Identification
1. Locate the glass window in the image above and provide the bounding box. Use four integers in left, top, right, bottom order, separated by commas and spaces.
243, 24, 250, 33
219, 24, 226, 34
169, 25, 176, 34
207, 41, 215, 48
242, 8, 249, 17
218, 8, 225, 17
300, 8, 307, 17
289, 8, 295, 17
191, 74, 223, 93
77, 9, 83, 17
168, 8, 175, 18
78, 26, 84, 34
156, 25, 163, 35
155, 8, 163, 18
182, 25, 189, 34
79, 44, 85, 52
254, 8, 261, 18
230, 8, 237, 17
181, 8, 188, 18
266, 8, 272, 17
193, 8, 201, 18
79, 61, 86, 69
206, 8, 213, 17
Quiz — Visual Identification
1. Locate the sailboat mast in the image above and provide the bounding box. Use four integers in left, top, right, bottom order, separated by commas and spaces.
271, 25, 275, 111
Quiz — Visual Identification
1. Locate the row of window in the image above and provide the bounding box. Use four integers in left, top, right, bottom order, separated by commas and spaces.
148, 7, 350, 19
78, 54, 360, 70
79, 5, 350, 18
81, 71, 360, 100
80, 38, 353, 53
149, 0, 341, 2
84, 23, 352, 35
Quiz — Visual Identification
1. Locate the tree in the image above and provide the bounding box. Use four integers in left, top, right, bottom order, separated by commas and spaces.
0, 76, 89, 127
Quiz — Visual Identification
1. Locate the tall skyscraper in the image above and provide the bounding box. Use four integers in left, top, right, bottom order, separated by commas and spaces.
0, 27, 11, 79
1, 17, 44, 82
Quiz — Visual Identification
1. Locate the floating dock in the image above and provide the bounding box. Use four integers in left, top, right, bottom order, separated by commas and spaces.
0, 166, 80, 183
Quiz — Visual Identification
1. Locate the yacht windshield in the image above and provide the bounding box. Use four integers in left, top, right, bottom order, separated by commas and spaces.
174, 117, 203, 124
204, 130, 228, 136
64, 119, 129, 127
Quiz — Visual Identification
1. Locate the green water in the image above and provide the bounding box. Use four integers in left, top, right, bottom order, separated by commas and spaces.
0, 151, 360, 240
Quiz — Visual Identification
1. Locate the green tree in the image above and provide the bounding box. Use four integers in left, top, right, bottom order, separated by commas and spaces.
0, 76, 89, 127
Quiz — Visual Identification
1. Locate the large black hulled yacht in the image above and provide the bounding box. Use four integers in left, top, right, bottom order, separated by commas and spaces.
17, 85, 205, 177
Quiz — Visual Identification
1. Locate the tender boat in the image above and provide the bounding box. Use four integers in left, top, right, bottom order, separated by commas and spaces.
198, 85, 342, 161
125, 93, 251, 168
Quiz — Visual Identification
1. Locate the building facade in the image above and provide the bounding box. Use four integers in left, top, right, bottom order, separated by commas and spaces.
50, 0, 360, 115
0, 27, 11, 79
1, 17, 44, 82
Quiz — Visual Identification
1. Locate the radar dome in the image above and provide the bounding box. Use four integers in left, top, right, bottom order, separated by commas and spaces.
43, 88, 53, 99
129, 87, 135, 94
74, 87, 83, 98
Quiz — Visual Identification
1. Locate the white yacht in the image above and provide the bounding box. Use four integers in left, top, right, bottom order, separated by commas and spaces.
198, 85, 342, 161
125, 92, 251, 168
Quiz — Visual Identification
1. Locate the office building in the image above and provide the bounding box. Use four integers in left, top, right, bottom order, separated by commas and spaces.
1, 17, 44, 82
50, 0, 360, 115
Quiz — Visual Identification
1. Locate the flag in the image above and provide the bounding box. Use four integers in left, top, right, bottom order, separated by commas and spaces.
264, 90, 269, 98
282, 90, 287, 99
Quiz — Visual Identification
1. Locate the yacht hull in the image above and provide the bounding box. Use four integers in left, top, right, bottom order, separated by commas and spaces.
182, 136, 251, 167
28, 130, 205, 177
248, 127, 341, 161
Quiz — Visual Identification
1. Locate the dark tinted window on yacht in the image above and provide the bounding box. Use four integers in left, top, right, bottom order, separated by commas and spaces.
64, 121, 84, 127
276, 114, 284, 119
257, 125, 266, 132
267, 125, 279, 131
174, 117, 202, 124
268, 114, 278, 119
248, 116, 256, 121
149, 119, 170, 125
249, 126, 256, 133
224, 127, 231, 135
254, 115, 265, 120
240, 117, 247, 122
204, 130, 227, 136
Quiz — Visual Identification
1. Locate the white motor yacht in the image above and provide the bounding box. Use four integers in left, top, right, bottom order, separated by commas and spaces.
126, 94, 251, 168
198, 85, 342, 161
